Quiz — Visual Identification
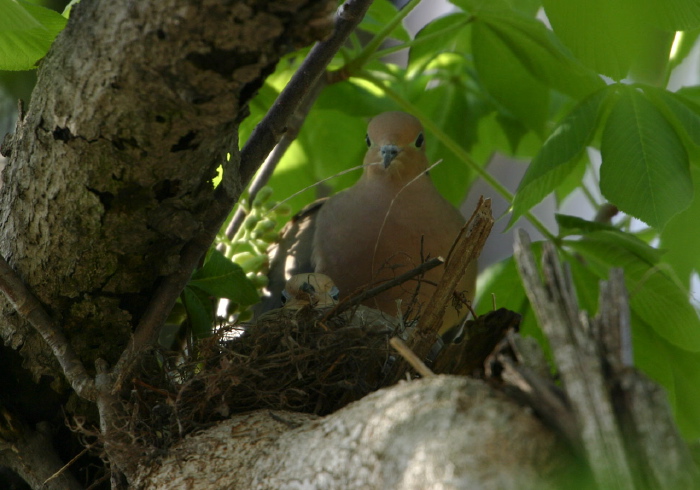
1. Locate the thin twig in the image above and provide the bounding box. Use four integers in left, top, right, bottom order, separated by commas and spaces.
112, 0, 373, 391
0, 255, 97, 401
324, 257, 444, 319
389, 337, 434, 378
384, 198, 493, 383
44, 445, 91, 486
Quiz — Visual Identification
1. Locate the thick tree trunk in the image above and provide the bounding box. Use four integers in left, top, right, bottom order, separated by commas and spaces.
0, 0, 333, 385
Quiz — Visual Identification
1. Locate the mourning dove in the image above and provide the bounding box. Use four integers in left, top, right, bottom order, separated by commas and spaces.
258, 111, 477, 333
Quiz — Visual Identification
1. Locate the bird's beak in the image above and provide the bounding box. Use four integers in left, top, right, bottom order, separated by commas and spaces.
380, 144, 399, 169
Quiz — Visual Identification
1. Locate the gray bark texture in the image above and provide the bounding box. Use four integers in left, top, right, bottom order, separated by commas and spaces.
0, 0, 333, 385
135, 376, 576, 490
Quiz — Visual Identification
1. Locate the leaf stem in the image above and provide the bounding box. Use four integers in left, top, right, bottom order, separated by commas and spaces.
347, 0, 423, 71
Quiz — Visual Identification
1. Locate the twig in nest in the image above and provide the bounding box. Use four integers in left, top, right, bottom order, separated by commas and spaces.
383, 197, 493, 383
389, 337, 434, 378
323, 256, 444, 319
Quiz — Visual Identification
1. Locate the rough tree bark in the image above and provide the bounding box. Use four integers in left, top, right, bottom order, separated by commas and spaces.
0, 0, 334, 486
0, 0, 333, 401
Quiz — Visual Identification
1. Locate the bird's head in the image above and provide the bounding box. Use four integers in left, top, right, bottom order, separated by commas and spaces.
281, 273, 339, 310
363, 111, 429, 182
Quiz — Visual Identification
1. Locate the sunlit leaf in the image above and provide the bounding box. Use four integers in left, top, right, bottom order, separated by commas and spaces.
190, 249, 259, 306
0, 0, 66, 70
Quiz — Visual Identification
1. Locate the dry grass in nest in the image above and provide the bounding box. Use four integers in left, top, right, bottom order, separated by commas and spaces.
129, 305, 404, 449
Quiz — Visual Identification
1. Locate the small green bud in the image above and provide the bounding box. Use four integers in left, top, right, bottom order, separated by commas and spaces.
238, 254, 267, 274
252, 187, 274, 207
260, 231, 280, 244
273, 203, 292, 216
243, 214, 258, 231
247, 272, 269, 288
253, 219, 276, 234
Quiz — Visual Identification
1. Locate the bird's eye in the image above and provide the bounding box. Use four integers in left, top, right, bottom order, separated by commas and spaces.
415, 132, 425, 148
365, 134, 371, 147
329, 286, 340, 301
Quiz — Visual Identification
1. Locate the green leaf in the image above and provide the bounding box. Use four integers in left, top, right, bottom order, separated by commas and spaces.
600, 87, 692, 229
266, 108, 367, 213
414, 78, 480, 204
670, 348, 700, 438
315, 79, 392, 117
452, 0, 540, 16
631, 315, 677, 403
660, 167, 700, 284
476, 9, 604, 99
472, 16, 549, 135
190, 249, 259, 306
566, 232, 700, 352
646, 87, 700, 148
644, 0, 700, 31
542, 0, 660, 80
553, 152, 588, 205
558, 219, 663, 265
0, 0, 66, 70
510, 88, 608, 226
182, 287, 214, 339
359, 0, 410, 42
408, 13, 472, 70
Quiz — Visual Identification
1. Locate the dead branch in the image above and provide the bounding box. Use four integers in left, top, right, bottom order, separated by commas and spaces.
383, 197, 492, 384
512, 230, 699, 489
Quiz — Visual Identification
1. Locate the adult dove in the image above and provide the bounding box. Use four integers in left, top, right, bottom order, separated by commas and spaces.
258, 111, 477, 333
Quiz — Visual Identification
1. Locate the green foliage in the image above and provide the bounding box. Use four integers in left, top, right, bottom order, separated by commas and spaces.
181, 249, 259, 339
235, 0, 700, 438
180, 186, 286, 338
600, 86, 692, 229
5, 0, 700, 439
0, 0, 66, 70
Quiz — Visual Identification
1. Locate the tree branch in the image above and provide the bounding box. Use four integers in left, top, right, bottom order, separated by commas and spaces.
514, 230, 634, 489
113, 0, 372, 391
238, 0, 373, 184
324, 256, 445, 319
0, 255, 96, 401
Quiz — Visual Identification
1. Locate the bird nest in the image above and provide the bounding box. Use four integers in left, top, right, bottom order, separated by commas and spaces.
129, 305, 404, 450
